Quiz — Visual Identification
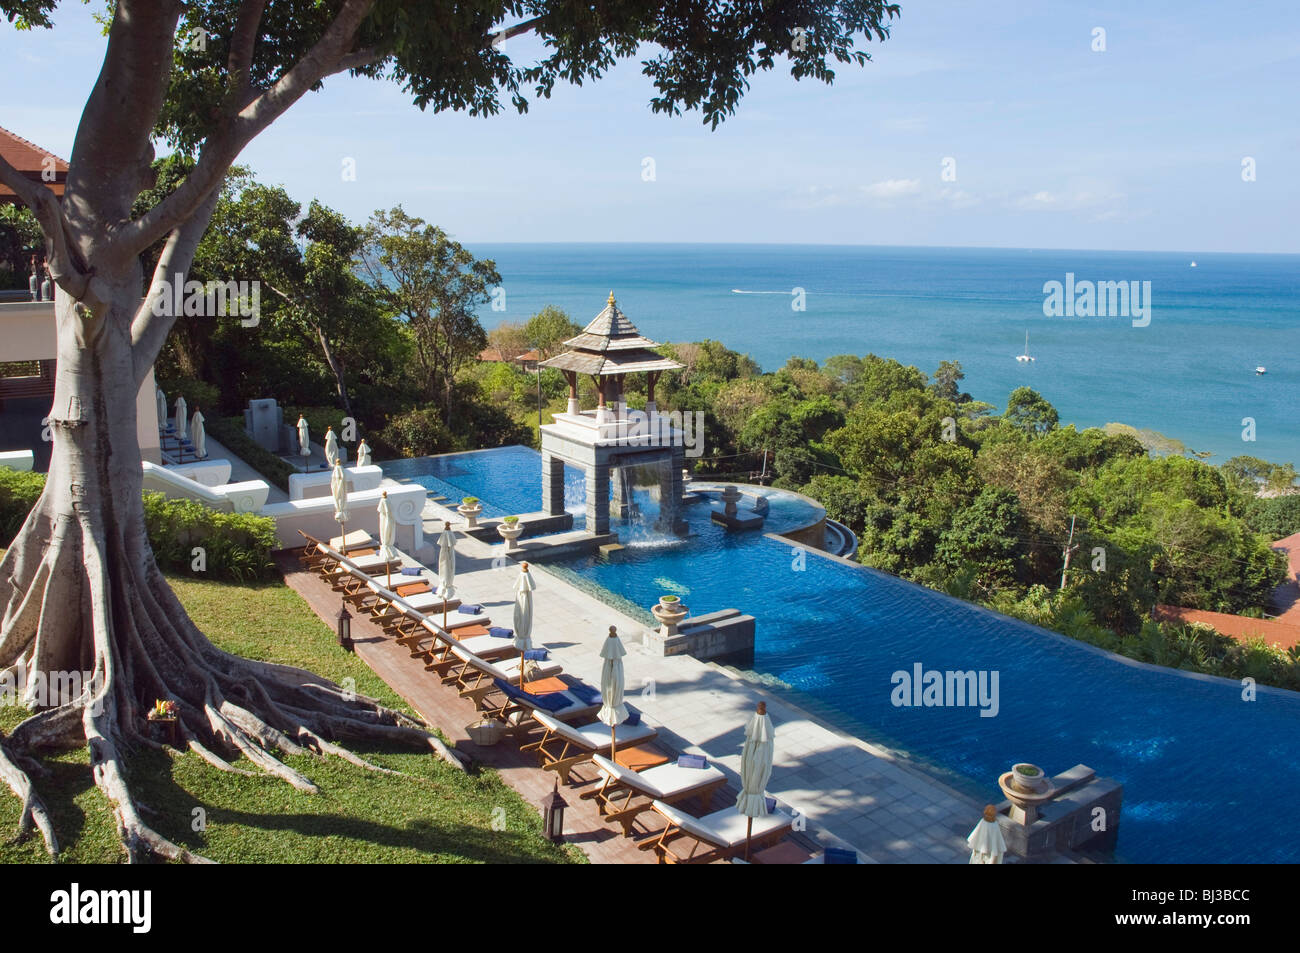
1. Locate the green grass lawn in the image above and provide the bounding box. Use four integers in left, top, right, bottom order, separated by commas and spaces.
0, 571, 582, 864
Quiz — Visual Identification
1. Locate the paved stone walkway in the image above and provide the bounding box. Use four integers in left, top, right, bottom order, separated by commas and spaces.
414, 500, 985, 863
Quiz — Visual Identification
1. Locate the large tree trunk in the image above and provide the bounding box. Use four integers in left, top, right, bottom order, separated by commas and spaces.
0, 278, 445, 862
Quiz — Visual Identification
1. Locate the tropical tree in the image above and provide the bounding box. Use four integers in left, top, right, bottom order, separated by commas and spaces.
360, 207, 499, 417
0, 0, 899, 860
1003, 386, 1059, 437
521, 305, 581, 359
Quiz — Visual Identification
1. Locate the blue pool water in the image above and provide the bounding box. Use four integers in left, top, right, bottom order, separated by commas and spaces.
384, 446, 1300, 864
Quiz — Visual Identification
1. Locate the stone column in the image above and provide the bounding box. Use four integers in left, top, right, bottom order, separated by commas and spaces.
541, 453, 566, 516
611, 463, 631, 520
586, 462, 611, 536
657, 447, 687, 535
565, 371, 578, 415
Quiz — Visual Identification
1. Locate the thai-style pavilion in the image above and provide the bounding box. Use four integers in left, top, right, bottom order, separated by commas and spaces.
538, 294, 686, 536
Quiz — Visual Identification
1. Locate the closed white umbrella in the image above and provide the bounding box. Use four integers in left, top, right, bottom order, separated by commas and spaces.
356, 438, 372, 467
736, 701, 775, 860
377, 490, 397, 588
174, 395, 188, 441
967, 805, 1007, 864
513, 563, 536, 688
325, 426, 339, 466
330, 461, 349, 553
597, 625, 628, 759
190, 409, 206, 459
155, 387, 167, 431
438, 521, 456, 629
296, 415, 311, 472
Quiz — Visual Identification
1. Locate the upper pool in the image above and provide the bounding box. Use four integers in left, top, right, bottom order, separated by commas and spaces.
383, 446, 1300, 863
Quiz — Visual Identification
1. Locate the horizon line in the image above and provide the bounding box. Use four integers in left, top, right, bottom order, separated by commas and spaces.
452, 240, 1300, 257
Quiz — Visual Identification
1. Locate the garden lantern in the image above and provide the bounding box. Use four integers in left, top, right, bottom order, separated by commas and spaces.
541, 779, 568, 843
336, 602, 353, 651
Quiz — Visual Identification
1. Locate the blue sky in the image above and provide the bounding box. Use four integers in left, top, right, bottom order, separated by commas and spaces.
2, 1, 1298, 251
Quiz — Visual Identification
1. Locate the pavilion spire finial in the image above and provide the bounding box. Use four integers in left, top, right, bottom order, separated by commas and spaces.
607, 290, 616, 306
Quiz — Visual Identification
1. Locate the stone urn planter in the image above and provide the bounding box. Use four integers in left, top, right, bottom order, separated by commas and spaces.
458, 497, 483, 528
651, 597, 689, 638
1011, 762, 1048, 794
720, 485, 742, 517
497, 517, 524, 550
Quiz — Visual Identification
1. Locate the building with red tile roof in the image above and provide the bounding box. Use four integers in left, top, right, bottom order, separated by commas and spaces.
0, 125, 68, 203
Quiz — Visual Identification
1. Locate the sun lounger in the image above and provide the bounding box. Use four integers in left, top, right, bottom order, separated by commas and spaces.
523, 708, 658, 784
442, 643, 563, 696
585, 754, 728, 837
473, 675, 605, 737
585, 753, 727, 836
640, 800, 794, 864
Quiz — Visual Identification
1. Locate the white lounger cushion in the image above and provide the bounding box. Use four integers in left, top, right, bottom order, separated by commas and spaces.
330, 529, 375, 550
395, 591, 457, 612
533, 709, 656, 750
341, 552, 396, 572
448, 643, 562, 681
591, 753, 725, 799
653, 801, 792, 849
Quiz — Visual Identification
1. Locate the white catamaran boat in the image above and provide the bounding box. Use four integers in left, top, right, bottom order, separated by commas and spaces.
1016, 331, 1035, 363
1256, 366, 1267, 375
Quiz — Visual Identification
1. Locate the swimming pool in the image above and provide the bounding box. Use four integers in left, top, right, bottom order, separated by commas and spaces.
384, 447, 1300, 863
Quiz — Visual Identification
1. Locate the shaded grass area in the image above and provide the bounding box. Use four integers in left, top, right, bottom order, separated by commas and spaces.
0, 571, 582, 864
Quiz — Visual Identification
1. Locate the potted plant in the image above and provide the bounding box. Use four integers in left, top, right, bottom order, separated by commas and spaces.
1012, 762, 1047, 793
497, 515, 525, 549
457, 496, 483, 528
658, 594, 682, 609
147, 699, 179, 746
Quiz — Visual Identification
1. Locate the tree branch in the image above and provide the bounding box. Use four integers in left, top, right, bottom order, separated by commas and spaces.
118, 0, 378, 259
226, 0, 268, 99
66, 0, 184, 223
0, 153, 87, 299
130, 186, 223, 385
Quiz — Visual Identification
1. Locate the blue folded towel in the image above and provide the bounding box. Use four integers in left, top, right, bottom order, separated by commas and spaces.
488, 626, 513, 639
568, 683, 601, 705
677, 754, 708, 770
824, 847, 857, 865
765, 796, 778, 814
400, 567, 421, 576
522, 648, 549, 661
623, 705, 641, 726
458, 604, 484, 615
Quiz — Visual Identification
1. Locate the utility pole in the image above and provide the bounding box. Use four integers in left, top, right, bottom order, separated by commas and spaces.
1059, 515, 1078, 590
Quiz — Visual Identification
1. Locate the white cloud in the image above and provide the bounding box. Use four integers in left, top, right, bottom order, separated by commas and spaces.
861, 177, 923, 200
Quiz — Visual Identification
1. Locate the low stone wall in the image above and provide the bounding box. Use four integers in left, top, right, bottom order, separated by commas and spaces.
780, 517, 827, 552
643, 608, 756, 666
263, 482, 426, 552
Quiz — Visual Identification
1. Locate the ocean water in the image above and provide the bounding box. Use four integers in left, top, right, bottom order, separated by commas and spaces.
468, 243, 1300, 466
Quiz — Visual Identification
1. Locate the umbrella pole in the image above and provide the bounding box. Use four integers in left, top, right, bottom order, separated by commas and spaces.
610, 725, 617, 764
745, 818, 753, 861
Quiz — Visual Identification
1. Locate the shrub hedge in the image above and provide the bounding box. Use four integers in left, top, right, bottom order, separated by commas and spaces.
1, 471, 275, 582
142, 491, 278, 582
0, 468, 45, 545
204, 415, 296, 491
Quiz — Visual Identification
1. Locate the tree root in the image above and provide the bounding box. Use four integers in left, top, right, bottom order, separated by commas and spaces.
0, 737, 58, 856
0, 493, 466, 862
